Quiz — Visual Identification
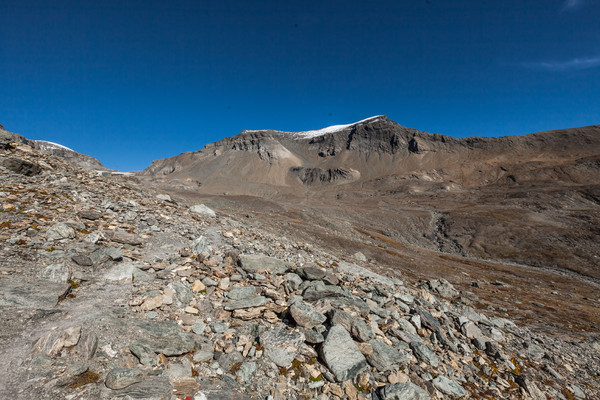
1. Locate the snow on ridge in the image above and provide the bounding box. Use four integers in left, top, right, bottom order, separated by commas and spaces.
36, 140, 74, 152
241, 115, 385, 138
293, 115, 385, 139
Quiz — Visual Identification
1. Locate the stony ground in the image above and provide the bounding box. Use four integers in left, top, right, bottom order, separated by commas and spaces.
1, 136, 599, 399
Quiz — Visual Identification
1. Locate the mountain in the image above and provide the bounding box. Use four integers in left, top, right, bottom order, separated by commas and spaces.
142, 115, 600, 193
141, 116, 600, 284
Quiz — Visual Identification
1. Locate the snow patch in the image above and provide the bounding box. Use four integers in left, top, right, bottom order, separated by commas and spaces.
36, 140, 74, 152
242, 115, 385, 138
293, 115, 385, 139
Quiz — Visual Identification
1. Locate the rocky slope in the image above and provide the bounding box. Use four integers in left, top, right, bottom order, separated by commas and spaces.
0, 124, 104, 171
1, 126, 599, 399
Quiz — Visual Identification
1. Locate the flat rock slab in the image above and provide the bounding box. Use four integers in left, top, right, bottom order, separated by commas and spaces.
105, 368, 146, 389
227, 286, 258, 300
259, 328, 305, 367
337, 261, 394, 287
290, 301, 327, 328
0, 276, 71, 309
104, 263, 152, 282
367, 339, 408, 372
238, 254, 289, 275
131, 319, 195, 357
378, 382, 431, 400
107, 374, 173, 400
224, 296, 267, 310
432, 375, 466, 398
320, 325, 367, 382
110, 230, 143, 246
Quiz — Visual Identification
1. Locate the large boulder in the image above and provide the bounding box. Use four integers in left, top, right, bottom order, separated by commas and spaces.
319, 325, 367, 382
238, 254, 289, 275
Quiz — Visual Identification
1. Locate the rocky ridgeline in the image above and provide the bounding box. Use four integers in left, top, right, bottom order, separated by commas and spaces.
1, 135, 598, 400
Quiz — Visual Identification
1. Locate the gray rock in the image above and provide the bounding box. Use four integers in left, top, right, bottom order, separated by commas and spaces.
166, 362, 192, 380
78, 210, 102, 220
524, 342, 546, 361
285, 273, 303, 291
238, 254, 289, 275
485, 341, 507, 360
378, 382, 431, 400
105, 262, 152, 282
303, 281, 347, 302
461, 321, 483, 339
89, 246, 123, 264
337, 261, 394, 287
210, 322, 229, 333
192, 321, 206, 335
432, 376, 466, 398
426, 279, 459, 298
329, 309, 354, 332
396, 317, 418, 335
41, 263, 70, 283
224, 296, 267, 310
259, 329, 305, 367
329, 294, 371, 315
303, 329, 325, 344
416, 307, 442, 333
409, 341, 439, 367
46, 222, 75, 241
168, 281, 193, 307
296, 264, 338, 285
110, 230, 142, 246
193, 350, 214, 363
351, 318, 375, 342
189, 204, 216, 217
74, 330, 98, 359
0, 156, 42, 176
319, 325, 367, 382
367, 339, 408, 372
132, 319, 195, 356
289, 301, 327, 328
236, 361, 256, 383
353, 252, 367, 261
227, 286, 258, 300
130, 343, 157, 366
191, 235, 210, 255
215, 350, 244, 370
71, 255, 93, 266
105, 368, 146, 390
156, 194, 172, 202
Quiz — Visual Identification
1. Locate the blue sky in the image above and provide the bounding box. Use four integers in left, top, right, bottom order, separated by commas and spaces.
1, 0, 599, 171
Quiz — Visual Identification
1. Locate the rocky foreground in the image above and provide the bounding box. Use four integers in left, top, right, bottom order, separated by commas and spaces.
1, 133, 599, 399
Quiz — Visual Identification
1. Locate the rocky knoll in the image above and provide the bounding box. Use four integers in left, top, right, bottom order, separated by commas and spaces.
1, 128, 599, 399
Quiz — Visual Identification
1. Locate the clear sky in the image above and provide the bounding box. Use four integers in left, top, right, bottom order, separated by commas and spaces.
1, 0, 599, 171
